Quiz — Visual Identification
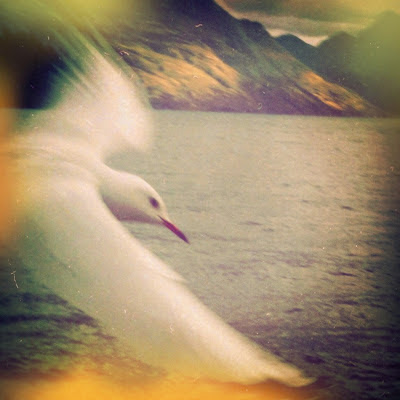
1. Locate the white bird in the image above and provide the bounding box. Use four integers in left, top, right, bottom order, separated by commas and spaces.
4, 29, 314, 387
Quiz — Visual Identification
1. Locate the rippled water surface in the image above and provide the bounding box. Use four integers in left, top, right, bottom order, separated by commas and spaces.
1, 112, 399, 399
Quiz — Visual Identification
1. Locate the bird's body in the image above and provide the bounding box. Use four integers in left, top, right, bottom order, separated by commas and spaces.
3, 27, 313, 387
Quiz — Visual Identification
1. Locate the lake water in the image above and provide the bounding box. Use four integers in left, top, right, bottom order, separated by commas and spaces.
1, 111, 400, 399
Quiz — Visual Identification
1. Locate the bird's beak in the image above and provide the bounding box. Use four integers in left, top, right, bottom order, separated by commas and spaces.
160, 217, 189, 243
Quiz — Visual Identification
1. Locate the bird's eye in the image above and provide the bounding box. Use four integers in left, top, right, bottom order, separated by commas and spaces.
149, 197, 160, 209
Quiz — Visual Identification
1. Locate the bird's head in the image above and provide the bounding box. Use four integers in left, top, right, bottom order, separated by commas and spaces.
100, 169, 189, 243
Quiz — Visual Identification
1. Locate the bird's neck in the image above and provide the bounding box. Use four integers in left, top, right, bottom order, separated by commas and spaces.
98, 167, 151, 223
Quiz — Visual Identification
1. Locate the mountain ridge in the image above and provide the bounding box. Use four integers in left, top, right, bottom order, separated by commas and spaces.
111, 0, 381, 116
277, 11, 400, 115
0, 0, 384, 116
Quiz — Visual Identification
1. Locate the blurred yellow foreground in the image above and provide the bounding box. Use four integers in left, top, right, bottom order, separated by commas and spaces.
0, 370, 316, 400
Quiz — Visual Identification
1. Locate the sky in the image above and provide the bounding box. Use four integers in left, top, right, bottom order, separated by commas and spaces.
217, 0, 400, 45
2, 1, 399, 46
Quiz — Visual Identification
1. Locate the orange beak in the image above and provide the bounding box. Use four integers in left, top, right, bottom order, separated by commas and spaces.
160, 217, 189, 243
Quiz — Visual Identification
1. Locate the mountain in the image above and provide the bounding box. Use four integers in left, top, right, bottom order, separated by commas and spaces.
0, 0, 382, 116
275, 35, 317, 68
110, 0, 380, 116
278, 11, 400, 115
350, 11, 400, 114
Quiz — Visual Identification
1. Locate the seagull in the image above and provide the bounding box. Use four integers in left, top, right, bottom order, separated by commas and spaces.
3, 28, 314, 387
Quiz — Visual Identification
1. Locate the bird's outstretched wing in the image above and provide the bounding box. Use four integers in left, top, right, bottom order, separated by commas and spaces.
15, 175, 313, 387
16, 27, 152, 160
